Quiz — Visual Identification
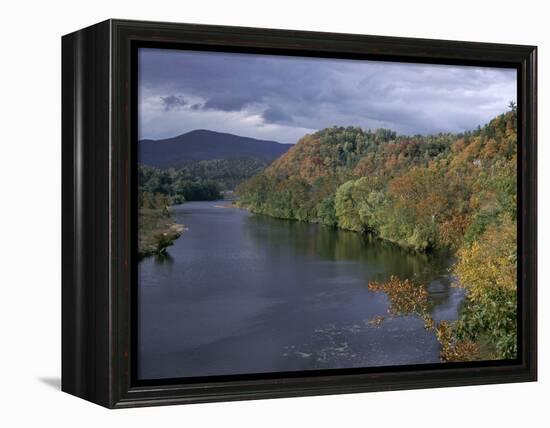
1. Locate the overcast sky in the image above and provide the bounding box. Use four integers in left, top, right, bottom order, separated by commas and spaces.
138, 48, 517, 144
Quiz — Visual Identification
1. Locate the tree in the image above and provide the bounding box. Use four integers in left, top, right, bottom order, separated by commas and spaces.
317, 196, 337, 227
335, 180, 364, 232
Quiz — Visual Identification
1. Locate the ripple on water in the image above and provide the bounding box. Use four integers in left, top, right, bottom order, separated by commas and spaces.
282, 316, 441, 369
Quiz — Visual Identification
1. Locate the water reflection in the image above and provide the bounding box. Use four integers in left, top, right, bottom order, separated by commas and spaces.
153, 252, 174, 265
243, 214, 455, 304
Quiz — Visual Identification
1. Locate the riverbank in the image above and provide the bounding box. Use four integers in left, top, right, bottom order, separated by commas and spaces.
138, 207, 186, 259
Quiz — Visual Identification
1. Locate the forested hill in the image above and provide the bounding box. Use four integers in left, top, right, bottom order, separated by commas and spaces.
139, 129, 291, 168
237, 109, 518, 361
237, 109, 517, 253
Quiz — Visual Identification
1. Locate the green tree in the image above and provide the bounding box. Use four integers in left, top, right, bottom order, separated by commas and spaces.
317, 196, 337, 227
335, 180, 363, 232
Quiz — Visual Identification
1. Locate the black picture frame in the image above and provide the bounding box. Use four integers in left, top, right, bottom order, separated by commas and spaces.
62, 19, 537, 408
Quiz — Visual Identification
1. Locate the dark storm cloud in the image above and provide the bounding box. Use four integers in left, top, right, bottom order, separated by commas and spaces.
160, 95, 187, 111
138, 48, 517, 142
262, 106, 293, 124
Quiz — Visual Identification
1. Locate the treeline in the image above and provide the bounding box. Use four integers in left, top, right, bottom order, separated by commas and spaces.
138, 164, 222, 204
175, 158, 269, 190
237, 109, 518, 360
138, 157, 273, 204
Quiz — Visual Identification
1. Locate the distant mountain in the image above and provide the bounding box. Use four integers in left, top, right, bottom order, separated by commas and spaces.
139, 129, 291, 168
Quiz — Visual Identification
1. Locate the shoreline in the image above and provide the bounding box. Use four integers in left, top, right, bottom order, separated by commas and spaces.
138, 207, 186, 259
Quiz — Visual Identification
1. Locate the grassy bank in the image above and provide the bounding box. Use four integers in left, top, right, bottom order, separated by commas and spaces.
138, 207, 185, 259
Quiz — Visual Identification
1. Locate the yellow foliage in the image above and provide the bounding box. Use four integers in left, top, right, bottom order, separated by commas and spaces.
455, 216, 517, 300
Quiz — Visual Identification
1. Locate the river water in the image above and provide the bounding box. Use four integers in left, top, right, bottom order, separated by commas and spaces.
138, 200, 464, 380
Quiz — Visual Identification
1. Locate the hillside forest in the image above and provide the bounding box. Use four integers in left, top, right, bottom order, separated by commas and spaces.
236, 108, 518, 362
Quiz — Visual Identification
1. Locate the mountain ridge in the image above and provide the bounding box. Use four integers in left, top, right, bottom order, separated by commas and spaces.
139, 129, 291, 168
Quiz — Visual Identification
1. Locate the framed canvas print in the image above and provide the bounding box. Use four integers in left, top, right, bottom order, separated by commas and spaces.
62, 19, 537, 408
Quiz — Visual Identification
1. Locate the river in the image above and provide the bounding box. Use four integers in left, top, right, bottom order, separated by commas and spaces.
138, 200, 464, 380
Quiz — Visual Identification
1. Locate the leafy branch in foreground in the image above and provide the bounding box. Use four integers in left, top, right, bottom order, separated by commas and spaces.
367, 276, 480, 361
368, 276, 431, 325
367, 266, 516, 362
